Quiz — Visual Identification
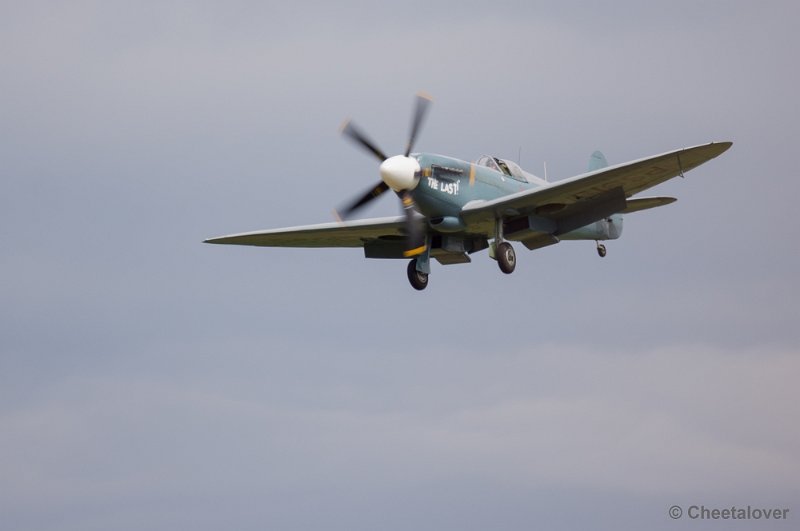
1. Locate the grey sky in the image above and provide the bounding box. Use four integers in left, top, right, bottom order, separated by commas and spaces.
1, 2, 798, 530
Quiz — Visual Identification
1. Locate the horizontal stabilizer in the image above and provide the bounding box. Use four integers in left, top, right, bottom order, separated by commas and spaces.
588, 150, 609, 171
621, 196, 676, 214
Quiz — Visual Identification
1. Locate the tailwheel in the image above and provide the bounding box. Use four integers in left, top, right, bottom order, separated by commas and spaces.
497, 242, 516, 274
407, 259, 429, 291
596, 242, 607, 258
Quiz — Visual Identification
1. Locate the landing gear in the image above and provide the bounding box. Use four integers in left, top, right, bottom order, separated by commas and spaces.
407, 259, 429, 291
492, 218, 516, 274
497, 242, 516, 274
596, 242, 607, 257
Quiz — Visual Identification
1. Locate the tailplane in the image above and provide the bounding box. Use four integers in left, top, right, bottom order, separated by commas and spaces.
588, 150, 608, 172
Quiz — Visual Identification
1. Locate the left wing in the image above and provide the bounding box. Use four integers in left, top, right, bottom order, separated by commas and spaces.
205, 216, 406, 248
462, 142, 731, 229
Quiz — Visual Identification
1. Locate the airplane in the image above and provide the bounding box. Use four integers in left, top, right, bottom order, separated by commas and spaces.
205, 93, 732, 290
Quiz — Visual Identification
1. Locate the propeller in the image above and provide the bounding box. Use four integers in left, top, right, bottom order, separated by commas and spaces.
336, 93, 432, 257
340, 120, 388, 163
406, 92, 432, 157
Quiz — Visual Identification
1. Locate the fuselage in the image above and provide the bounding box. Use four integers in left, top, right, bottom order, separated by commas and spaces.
409, 152, 622, 243
410, 153, 542, 219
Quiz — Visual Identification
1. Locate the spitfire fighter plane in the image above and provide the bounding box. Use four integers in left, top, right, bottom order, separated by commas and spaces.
205, 94, 731, 290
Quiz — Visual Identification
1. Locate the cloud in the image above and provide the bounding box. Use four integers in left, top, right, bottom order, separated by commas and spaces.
1, 2, 799, 530
2, 341, 797, 529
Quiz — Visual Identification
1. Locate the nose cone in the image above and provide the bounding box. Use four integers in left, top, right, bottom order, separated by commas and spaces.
379, 155, 420, 192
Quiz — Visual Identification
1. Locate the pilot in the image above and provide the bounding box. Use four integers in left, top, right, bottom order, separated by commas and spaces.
494, 157, 511, 176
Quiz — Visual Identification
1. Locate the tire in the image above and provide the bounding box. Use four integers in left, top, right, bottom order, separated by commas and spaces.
597, 244, 607, 258
497, 242, 516, 274
407, 259, 429, 291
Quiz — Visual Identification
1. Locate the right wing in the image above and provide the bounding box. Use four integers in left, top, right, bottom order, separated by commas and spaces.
204, 216, 406, 248
462, 142, 731, 228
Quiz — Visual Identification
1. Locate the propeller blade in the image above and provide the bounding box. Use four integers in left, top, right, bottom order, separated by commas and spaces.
399, 191, 427, 257
405, 92, 433, 157
337, 94, 432, 227
335, 181, 390, 220
340, 120, 388, 162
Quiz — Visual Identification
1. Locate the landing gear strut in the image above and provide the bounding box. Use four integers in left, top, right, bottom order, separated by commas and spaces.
596, 242, 607, 258
407, 259, 429, 290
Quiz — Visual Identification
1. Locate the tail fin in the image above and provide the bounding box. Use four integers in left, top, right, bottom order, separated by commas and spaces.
588, 150, 608, 172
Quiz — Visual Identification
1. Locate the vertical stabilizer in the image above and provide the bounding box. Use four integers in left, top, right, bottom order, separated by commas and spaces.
588, 150, 608, 172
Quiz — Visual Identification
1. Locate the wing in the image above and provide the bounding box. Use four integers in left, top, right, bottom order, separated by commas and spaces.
204, 216, 406, 248
462, 142, 731, 230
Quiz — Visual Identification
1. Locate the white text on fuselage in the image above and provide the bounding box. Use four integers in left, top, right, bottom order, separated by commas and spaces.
427, 177, 460, 196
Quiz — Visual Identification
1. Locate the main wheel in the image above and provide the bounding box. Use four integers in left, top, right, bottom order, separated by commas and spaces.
597, 244, 607, 258
407, 259, 429, 291
497, 242, 516, 274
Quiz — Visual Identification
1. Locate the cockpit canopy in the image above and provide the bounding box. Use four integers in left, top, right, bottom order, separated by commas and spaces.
475, 155, 541, 183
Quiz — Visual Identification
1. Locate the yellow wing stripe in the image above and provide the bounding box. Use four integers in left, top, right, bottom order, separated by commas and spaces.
403, 245, 427, 257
